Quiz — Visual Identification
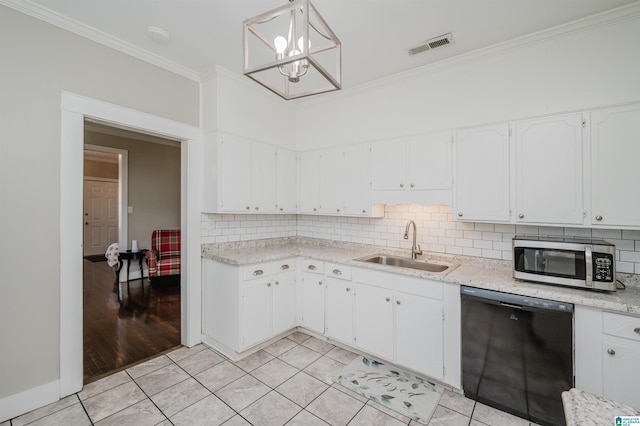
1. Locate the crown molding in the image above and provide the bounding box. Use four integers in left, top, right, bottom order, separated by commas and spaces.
0, 0, 200, 82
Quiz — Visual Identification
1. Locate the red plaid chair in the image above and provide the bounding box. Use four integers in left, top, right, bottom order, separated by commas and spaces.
145, 230, 181, 281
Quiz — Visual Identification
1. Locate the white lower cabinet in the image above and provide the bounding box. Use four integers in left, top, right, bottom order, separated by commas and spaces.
575, 306, 640, 409
299, 259, 325, 334
202, 258, 297, 358
325, 264, 354, 345
354, 282, 395, 360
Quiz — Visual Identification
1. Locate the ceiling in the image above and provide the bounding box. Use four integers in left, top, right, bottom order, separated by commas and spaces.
6, 0, 640, 89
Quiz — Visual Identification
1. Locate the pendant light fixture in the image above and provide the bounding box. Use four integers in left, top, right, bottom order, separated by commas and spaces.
243, 0, 341, 100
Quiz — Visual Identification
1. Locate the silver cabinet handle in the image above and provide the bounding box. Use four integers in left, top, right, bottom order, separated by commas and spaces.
458, 212, 463, 217
362, 209, 366, 213
346, 287, 350, 292
318, 281, 323, 285
596, 215, 603, 221
518, 213, 524, 219
336, 208, 340, 212
607, 348, 616, 355
280, 264, 290, 270
313, 208, 317, 212
267, 282, 271, 287
410, 183, 415, 188
246, 206, 250, 210
280, 208, 284, 211
399, 183, 404, 188
255, 206, 259, 210
275, 281, 279, 285
396, 300, 401, 305
333, 269, 342, 276
634, 327, 640, 334
253, 269, 264, 276
308, 264, 317, 270
386, 297, 390, 302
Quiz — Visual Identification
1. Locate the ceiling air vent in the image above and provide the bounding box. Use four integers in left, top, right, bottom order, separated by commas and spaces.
408, 33, 454, 56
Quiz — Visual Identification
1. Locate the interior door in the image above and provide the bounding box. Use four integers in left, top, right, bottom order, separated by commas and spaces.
83, 180, 119, 256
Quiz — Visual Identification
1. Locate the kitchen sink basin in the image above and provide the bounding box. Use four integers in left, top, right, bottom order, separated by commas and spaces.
354, 254, 456, 273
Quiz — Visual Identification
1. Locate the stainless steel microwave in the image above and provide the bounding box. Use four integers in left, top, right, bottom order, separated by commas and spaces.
513, 235, 616, 291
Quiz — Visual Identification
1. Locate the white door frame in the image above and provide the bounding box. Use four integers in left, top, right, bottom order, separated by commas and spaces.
83, 144, 129, 258
60, 91, 203, 397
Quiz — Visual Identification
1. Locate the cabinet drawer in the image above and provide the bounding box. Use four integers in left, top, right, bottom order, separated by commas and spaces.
242, 263, 272, 280
395, 276, 443, 300
353, 267, 393, 289
326, 263, 352, 280
301, 259, 324, 274
603, 311, 640, 342
273, 259, 296, 274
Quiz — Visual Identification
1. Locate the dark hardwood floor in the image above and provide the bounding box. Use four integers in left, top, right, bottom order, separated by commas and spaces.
83, 259, 181, 384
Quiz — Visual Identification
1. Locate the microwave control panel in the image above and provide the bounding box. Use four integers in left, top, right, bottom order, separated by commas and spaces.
594, 253, 614, 282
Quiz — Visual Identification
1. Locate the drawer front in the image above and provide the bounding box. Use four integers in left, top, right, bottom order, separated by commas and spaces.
353, 267, 393, 289
301, 259, 324, 274
395, 275, 443, 300
242, 262, 272, 280
273, 258, 296, 274
325, 263, 352, 280
603, 311, 640, 342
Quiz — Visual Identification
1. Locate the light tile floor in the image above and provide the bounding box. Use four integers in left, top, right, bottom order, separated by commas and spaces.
7, 332, 537, 426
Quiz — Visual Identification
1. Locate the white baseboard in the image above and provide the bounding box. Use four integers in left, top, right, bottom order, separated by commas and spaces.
0, 380, 60, 423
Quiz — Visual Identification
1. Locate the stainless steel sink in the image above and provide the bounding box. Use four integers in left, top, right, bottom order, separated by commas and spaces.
354, 254, 456, 273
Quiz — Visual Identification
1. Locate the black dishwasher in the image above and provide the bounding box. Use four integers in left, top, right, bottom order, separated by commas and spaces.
461, 286, 573, 426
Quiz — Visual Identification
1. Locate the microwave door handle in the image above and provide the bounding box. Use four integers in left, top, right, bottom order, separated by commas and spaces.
585, 246, 593, 287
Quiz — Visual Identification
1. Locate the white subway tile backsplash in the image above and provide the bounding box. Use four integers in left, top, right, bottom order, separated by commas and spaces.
201, 205, 640, 273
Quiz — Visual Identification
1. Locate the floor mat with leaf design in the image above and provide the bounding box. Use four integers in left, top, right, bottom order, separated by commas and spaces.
335, 356, 444, 423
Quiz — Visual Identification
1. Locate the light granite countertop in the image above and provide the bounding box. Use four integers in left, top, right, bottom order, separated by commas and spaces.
562, 388, 640, 425
202, 237, 640, 315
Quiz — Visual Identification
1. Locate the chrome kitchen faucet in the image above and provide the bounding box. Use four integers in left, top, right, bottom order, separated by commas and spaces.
404, 220, 422, 260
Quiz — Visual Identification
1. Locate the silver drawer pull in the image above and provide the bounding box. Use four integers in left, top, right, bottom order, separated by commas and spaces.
318, 281, 323, 285
267, 282, 271, 287
386, 297, 390, 302
607, 348, 616, 355
333, 269, 342, 275
308, 265, 317, 270
280, 264, 290, 270
253, 269, 264, 276
275, 281, 279, 285
346, 287, 350, 292
634, 327, 640, 334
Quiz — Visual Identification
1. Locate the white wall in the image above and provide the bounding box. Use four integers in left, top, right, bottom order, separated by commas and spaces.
296, 12, 640, 149
0, 3, 199, 407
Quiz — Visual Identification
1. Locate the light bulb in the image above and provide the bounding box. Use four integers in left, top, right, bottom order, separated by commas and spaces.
274, 36, 287, 54
297, 36, 310, 52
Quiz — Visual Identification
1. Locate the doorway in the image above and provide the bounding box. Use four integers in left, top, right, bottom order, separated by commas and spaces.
82, 123, 182, 383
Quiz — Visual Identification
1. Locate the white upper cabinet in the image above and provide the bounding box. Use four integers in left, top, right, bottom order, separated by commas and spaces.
408, 132, 453, 190
298, 151, 321, 214
455, 124, 512, 222
591, 103, 640, 228
515, 113, 585, 225
219, 135, 253, 212
371, 133, 453, 205
344, 144, 374, 216
276, 148, 297, 213
251, 142, 277, 213
319, 148, 345, 215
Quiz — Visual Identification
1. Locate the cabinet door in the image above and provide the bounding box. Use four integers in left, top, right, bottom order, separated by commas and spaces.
319, 148, 345, 214
277, 148, 297, 213
408, 132, 452, 190
515, 113, 584, 224
299, 151, 320, 213
325, 277, 354, 344
252, 142, 277, 213
455, 124, 511, 222
241, 278, 272, 349
602, 339, 640, 409
354, 283, 394, 360
272, 271, 296, 335
395, 293, 443, 380
301, 272, 325, 334
344, 144, 371, 216
591, 104, 640, 227
220, 136, 252, 212
370, 139, 406, 191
